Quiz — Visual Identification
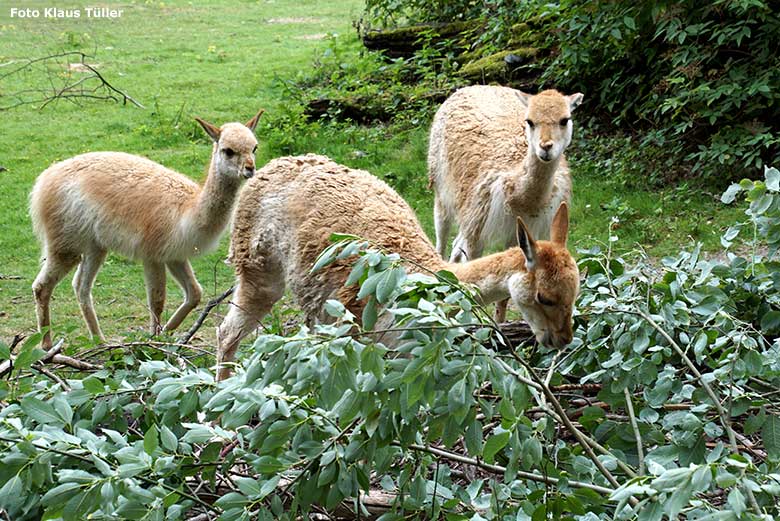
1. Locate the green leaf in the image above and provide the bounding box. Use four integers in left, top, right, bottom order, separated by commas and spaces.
362, 297, 378, 330
41, 482, 82, 507
766, 166, 780, 191
21, 396, 63, 425
160, 425, 178, 451
82, 376, 104, 395
762, 414, 780, 460
760, 310, 780, 333
144, 424, 159, 456
483, 431, 510, 464
215, 492, 248, 510
447, 379, 466, 413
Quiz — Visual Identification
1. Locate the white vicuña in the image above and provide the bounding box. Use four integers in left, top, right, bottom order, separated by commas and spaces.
428, 86, 583, 263
30, 110, 263, 348
215, 154, 579, 380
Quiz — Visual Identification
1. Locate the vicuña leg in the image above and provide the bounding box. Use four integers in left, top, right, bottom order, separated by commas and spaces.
434, 195, 452, 259
33, 250, 79, 349
217, 271, 285, 381
164, 260, 203, 332
72, 245, 107, 342
143, 261, 167, 335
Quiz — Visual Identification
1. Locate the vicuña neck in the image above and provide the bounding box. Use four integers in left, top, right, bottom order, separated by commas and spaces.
190, 150, 242, 238
447, 248, 527, 305
507, 153, 561, 212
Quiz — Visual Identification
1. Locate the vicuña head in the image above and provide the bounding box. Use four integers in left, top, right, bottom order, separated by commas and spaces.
30, 109, 263, 349
195, 115, 263, 180
215, 155, 579, 380
507, 203, 579, 348
517, 89, 583, 163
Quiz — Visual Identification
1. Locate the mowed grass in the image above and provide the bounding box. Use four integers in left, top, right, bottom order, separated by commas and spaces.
0, 0, 748, 347
0, 0, 363, 343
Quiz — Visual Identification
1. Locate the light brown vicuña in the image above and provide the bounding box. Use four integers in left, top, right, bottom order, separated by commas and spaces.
428, 86, 583, 263
30, 110, 263, 348
215, 154, 579, 380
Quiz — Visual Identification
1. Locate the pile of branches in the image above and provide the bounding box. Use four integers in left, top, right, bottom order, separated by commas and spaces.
2, 170, 780, 520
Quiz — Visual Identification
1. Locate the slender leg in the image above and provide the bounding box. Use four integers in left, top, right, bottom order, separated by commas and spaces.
495, 299, 509, 323
433, 196, 452, 259
450, 233, 483, 264
143, 261, 166, 335
33, 251, 79, 349
216, 273, 284, 381
495, 235, 518, 321
72, 246, 107, 342
163, 260, 203, 332
449, 233, 468, 263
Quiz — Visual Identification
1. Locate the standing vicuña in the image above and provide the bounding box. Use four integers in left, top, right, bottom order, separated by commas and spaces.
428, 86, 583, 262
30, 110, 263, 348
216, 154, 579, 380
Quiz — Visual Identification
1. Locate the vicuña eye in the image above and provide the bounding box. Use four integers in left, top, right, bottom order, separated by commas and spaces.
559, 117, 570, 126
537, 293, 555, 306
252, 145, 257, 153
222, 148, 235, 157
526, 119, 535, 129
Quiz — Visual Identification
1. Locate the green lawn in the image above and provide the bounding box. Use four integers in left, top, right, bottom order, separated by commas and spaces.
0, 0, 746, 346
0, 0, 364, 343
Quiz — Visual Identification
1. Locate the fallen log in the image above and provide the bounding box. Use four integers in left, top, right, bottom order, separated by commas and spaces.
361, 20, 480, 59
457, 47, 541, 84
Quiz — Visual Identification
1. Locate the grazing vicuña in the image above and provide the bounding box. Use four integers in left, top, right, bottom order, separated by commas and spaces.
216, 154, 579, 380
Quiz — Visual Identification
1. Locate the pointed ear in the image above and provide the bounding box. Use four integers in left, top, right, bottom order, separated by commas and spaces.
195, 117, 221, 143
550, 202, 570, 247
245, 109, 265, 133
516, 216, 537, 271
515, 90, 532, 109
567, 93, 584, 111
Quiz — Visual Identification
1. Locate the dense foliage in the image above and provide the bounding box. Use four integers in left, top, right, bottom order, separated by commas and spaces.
1, 168, 780, 519
358, 0, 780, 183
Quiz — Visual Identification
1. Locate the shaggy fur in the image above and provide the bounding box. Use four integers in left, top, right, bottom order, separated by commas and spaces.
30, 111, 263, 348
216, 154, 579, 380
428, 86, 583, 262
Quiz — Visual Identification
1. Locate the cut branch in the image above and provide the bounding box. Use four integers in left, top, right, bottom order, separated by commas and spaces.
178, 286, 235, 344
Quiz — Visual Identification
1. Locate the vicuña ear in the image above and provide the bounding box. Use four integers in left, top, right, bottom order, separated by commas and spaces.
551, 202, 570, 247
195, 117, 221, 143
567, 93, 584, 111
245, 109, 265, 132
515, 90, 532, 109
516, 216, 537, 271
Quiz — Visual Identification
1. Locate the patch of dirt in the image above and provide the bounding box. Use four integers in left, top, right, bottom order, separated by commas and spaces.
68, 62, 99, 72
266, 17, 322, 24
296, 33, 327, 40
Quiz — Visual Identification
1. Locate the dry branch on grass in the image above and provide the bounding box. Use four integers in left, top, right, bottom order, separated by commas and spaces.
0, 51, 143, 110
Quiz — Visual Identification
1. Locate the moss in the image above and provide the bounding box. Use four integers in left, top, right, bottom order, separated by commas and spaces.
362, 20, 481, 43
458, 48, 539, 81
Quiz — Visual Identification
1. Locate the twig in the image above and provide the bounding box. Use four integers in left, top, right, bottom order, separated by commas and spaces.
624, 388, 645, 475
33, 364, 70, 391
81, 63, 145, 108
0, 338, 64, 377
178, 287, 235, 344
50, 354, 101, 371
398, 442, 615, 496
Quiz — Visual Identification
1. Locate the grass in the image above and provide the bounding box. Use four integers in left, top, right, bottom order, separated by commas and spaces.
0, 0, 750, 346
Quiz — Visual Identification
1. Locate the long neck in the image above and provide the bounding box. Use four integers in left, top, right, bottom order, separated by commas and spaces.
446, 248, 527, 305
189, 148, 242, 238
508, 152, 561, 212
